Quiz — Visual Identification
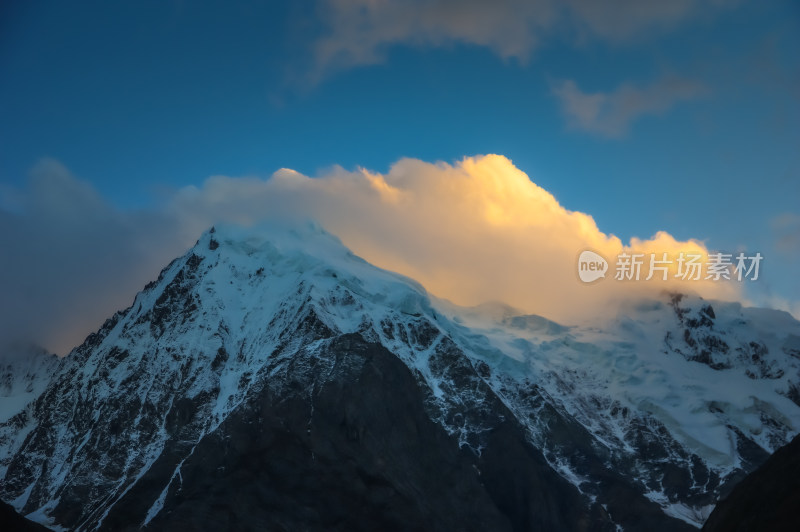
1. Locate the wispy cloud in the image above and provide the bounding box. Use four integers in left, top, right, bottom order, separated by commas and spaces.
308, 0, 552, 83
306, 0, 737, 83
550, 76, 709, 137
563, 0, 742, 41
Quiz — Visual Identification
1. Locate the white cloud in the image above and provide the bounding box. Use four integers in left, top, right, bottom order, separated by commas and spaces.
550, 76, 709, 137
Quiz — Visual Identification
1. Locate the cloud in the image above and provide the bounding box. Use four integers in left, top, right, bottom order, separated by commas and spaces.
308, 0, 553, 82
2, 155, 748, 355
550, 76, 709, 137
306, 0, 737, 82
563, 0, 740, 41
172, 154, 740, 317
0, 160, 188, 355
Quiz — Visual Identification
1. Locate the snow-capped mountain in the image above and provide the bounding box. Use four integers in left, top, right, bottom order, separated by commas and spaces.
437, 294, 800, 526
1, 223, 799, 531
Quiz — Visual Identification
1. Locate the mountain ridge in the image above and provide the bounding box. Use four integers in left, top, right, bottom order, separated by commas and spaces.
1, 223, 798, 530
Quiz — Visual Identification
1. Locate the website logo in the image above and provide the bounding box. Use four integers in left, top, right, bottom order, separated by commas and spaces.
578, 250, 608, 283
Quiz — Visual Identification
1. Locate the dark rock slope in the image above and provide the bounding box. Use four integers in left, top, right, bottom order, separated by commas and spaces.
0, 500, 51, 531
133, 334, 600, 532
702, 432, 800, 532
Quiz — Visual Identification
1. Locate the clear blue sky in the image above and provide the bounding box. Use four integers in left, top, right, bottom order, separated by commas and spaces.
1, 0, 799, 320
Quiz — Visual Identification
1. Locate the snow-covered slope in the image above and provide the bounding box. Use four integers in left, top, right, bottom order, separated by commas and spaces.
1, 223, 798, 531
435, 294, 800, 525
0, 347, 59, 478
0, 347, 58, 425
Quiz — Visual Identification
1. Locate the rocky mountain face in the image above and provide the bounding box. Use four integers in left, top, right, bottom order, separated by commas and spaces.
1, 223, 799, 531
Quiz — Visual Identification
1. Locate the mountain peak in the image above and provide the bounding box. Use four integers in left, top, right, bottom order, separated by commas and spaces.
2, 223, 799, 531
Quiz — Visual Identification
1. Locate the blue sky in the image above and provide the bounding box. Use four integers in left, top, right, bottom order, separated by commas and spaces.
1, 0, 799, 351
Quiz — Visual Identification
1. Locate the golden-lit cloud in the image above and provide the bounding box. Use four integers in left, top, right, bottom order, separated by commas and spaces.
0, 155, 754, 355
172, 154, 742, 323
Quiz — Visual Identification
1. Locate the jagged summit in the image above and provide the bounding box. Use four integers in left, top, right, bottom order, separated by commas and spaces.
1, 223, 799, 531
